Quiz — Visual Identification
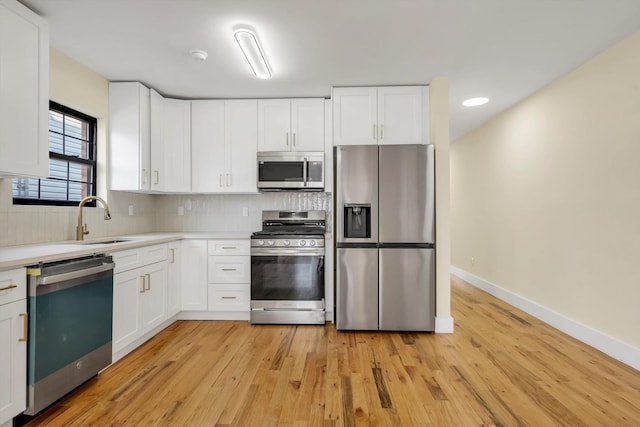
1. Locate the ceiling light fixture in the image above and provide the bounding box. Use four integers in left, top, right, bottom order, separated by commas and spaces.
233, 26, 271, 79
462, 97, 490, 107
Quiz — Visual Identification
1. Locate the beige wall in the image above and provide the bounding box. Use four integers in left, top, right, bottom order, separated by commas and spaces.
451, 31, 640, 347
0, 48, 155, 247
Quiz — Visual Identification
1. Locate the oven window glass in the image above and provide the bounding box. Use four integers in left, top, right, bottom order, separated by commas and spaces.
258, 161, 304, 182
307, 161, 323, 182
251, 255, 324, 300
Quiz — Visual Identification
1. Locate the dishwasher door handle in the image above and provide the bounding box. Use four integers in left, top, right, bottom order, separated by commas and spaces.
35, 262, 115, 286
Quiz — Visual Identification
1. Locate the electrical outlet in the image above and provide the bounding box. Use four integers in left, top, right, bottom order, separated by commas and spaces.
471, 257, 475, 265
242, 207, 249, 217
178, 206, 184, 216
128, 205, 134, 216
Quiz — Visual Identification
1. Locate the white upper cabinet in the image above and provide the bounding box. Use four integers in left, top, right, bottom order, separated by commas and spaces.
0, 0, 49, 178
258, 98, 324, 152
109, 82, 151, 191
192, 99, 257, 193
332, 86, 429, 146
150, 90, 191, 193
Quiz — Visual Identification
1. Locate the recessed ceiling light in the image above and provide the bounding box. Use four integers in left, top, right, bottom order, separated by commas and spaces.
462, 97, 490, 107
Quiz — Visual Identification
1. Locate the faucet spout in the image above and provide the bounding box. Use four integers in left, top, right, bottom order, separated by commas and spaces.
76, 196, 112, 240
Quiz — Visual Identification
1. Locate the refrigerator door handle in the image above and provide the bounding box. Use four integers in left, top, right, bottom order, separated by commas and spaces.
303, 157, 308, 187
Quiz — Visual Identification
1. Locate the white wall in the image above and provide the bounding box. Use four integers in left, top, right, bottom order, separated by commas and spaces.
451, 31, 640, 354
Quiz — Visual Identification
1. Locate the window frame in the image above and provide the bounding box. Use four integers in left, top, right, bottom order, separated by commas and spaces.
12, 101, 98, 207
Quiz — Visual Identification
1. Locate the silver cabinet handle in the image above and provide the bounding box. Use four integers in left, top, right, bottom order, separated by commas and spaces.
286, 132, 289, 146
142, 169, 148, 185
220, 174, 224, 187
221, 268, 237, 272
145, 273, 151, 291
153, 170, 159, 185
19, 313, 28, 342
293, 133, 296, 146
373, 124, 376, 139
226, 173, 231, 187
221, 296, 237, 300
0, 284, 17, 292
380, 124, 384, 139
170, 248, 175, 264
221, 246, 237, 250
140, 276, 146, 293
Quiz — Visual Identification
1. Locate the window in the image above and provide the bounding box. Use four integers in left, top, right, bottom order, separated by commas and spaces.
13, 102, 97, 206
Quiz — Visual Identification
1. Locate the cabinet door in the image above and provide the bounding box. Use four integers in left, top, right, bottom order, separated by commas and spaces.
112, 268, 144, 354
166, 245, 181, 318
191, 100, 226, 192
257, 99, 290, 152
108, 82, 150, 191
0, 299, 27, 424
332, 87, 377, 146
377, 86, 427, 145
226, 100, 258, 192
150, 92, 191, 192
141, 261, 167, 333
291, 98, 325, 151
0, 0, 49, 178
181, 240, 208, 311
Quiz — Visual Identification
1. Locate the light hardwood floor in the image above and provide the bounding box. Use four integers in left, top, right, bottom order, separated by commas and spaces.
25, 275, 640, 426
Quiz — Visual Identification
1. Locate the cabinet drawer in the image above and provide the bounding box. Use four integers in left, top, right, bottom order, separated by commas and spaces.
207, 256, 250, 283
207, 283, 250, 311
0, 267, 27, 306
207, 240, 250, 256
111, 243, 168, 273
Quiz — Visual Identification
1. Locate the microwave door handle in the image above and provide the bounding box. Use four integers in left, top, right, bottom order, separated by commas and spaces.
303, 157, 308, 187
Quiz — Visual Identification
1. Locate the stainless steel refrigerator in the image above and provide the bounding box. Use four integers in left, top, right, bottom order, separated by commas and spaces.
335, 144, 435, 331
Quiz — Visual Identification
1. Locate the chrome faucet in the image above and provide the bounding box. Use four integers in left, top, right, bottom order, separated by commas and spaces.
76, 196, 112, 240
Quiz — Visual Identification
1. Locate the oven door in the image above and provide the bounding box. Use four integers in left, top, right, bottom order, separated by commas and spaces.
251, 248, 325, 310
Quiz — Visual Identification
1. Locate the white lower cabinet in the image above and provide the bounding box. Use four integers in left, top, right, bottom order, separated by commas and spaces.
180, 240, 207, 311
207, 240, 250, 315
166, 244, 181, 318
111, 244, 168, 357
0, 267, 27, 426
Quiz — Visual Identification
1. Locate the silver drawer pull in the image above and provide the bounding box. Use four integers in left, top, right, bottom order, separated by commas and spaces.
0, 284, 18, 292
221, 296, 237, 300
221, 246, 237, 250
221, 268, 237, 272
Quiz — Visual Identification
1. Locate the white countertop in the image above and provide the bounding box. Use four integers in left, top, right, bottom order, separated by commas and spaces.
0, 232, 252, 270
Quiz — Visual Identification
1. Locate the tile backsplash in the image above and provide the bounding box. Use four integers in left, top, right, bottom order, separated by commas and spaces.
0, 178, 333, 247
155, 192, 333, 233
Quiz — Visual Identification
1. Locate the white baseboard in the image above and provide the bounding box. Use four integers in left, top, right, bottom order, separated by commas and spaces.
451, 266, 640, 371
435, 316, 454, 333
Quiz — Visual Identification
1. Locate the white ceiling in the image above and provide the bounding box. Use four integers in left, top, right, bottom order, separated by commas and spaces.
20, 0, 640, 141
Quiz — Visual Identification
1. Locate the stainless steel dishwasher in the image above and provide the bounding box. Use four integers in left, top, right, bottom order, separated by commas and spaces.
25, 254, 114, 416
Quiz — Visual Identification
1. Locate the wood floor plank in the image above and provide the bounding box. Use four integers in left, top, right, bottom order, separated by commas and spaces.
22, 276, 640, 427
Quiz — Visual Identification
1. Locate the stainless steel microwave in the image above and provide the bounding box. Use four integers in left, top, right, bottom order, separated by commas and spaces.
257, 152, 324, 191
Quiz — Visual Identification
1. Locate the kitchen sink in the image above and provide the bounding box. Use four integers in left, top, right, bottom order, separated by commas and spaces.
76, 239, 131, 245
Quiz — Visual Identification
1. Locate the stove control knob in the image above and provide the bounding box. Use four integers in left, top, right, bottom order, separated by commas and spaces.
310, 240, 316, 246
284, 240, 291, 246
268, 240, 275, 246
257, 240, 265, 246
300, 240, 307, 246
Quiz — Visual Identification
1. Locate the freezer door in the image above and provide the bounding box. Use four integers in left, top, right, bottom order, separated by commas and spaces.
379, 144, 434, 243
335, 145, 379, 243
379, 248, 434, 331
336, 248, 378, 330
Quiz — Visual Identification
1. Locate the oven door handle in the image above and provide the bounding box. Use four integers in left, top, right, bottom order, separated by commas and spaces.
35, 262, 115, 286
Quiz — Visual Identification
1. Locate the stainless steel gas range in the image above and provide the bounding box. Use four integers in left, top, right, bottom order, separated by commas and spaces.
250, 210, 326, 325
